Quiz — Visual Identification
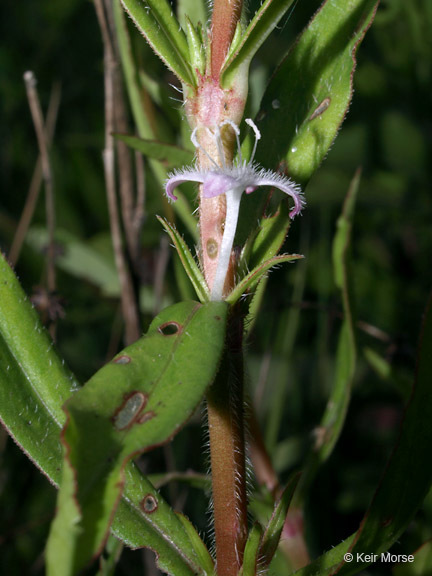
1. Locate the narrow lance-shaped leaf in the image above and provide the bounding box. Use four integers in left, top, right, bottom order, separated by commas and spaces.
292, 291, 432, 576
237, 0, 379, 242
295, 170, 360, 504
240, 524, 263, 576
157, 216, 209, 303
393, 541, 432, 576
113, 0, 155, 139
245, 199, 292, 271
47, 300, 228, 576
0, 254, 222, 576
0, 253, 78, 482
115, 133, 194, 167
120, 0, 195, 86
259, 473, 300, 569
113, 0, 199, 242
335, 291, 432, 574
221, 0, 296, 88
226, 253, 303, 305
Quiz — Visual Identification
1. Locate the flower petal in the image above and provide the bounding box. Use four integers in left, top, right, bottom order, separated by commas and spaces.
254, 170, 305, 218
165, 169, 205, 201
202, 173, 239, 199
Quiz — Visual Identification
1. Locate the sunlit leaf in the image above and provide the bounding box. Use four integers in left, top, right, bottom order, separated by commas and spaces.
46, 301, 228, 575
256, 0, 379, 184
239, 0, 379, 241
0, 254, 225, 576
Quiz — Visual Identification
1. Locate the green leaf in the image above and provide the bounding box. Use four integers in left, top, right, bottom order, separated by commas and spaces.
112, 467, 215, 576
114, 133, 194, 167
255, 0, 379, 185
244, 0, 378, 237
177, 0, 208, 30
157, 216, 209, 302
176, 515, 215, 576
259, 474, 300, 568
290, 536, 355, 576
295, 171, 359, 505
120, 0, 195, 85
47, 301, 228, 575
240, 524, 263, 576
27, 227, 121, 297
246, 200, 291, 270
226, 253, 303, 305
293, 291, 432, 576
0, 254, 221, 576
221, 0, 296, 87
237, 0, 378, 245
393, 541, 432, 576
113, 0, 157, 139
114, 0, 199, 243
0, 253, 78, 482
335, 291, 432, 574
97, 535, 123, 576
184, 17, 206, 77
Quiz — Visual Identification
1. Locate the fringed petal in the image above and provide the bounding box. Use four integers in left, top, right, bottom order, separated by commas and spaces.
165, 168, 205, 201
254, 170, 305, 218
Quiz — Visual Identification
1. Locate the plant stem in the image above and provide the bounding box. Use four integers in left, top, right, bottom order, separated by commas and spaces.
10, 82, 61, 267
23, 71, 57, 340
207, 311, 248, 576
211, 0, 243, 78
95, 0, 140, 345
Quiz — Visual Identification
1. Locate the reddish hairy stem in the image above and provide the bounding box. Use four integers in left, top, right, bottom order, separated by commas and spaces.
207, 312, 248, 576
211, 0, 243, 78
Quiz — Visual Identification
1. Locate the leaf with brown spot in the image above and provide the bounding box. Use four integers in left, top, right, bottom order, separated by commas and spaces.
46, 301, 227, 576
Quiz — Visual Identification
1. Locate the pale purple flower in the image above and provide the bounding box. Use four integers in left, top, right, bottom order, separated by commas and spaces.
165, 119, 305, 301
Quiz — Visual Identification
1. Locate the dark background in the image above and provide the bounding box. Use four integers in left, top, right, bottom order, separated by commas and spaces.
0, 0, 431, 574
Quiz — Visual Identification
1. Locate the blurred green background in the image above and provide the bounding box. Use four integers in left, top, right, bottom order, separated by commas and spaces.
1, 0, 431, 574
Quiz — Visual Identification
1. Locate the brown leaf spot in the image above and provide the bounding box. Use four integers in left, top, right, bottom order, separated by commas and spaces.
141, 494, 158, 514
113, 392, 148, 430
137, 410, 155, 424
158, 321, 182, 336
309, 97, 331, 121
113, 355, 131, 364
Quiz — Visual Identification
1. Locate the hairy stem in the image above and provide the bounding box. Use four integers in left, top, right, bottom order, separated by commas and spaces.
211, 0, 243, 78
207, 311, 248, 576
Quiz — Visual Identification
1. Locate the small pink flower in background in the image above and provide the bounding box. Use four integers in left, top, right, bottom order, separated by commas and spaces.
165, 119, 305, 300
